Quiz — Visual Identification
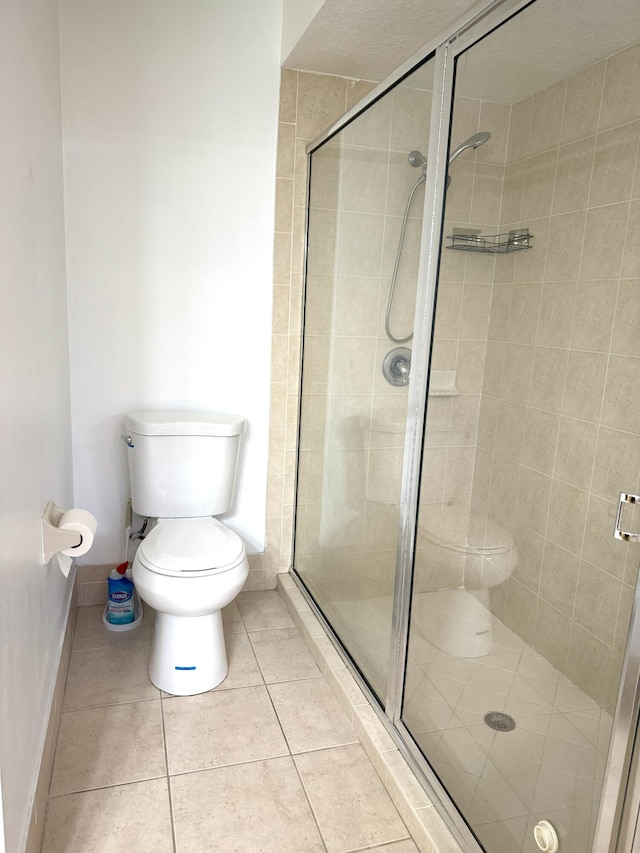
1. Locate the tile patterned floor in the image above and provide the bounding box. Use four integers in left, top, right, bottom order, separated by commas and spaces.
328, 589, 613, 853
43, 591, 418, 853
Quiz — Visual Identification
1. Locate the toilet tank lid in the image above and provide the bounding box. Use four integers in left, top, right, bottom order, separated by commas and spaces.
125, 410, 245, 437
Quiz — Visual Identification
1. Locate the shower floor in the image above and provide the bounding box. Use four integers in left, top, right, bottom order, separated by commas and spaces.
325, 588, 612, 853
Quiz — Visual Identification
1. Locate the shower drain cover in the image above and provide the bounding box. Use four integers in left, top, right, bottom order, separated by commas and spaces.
484, 711, 516, 732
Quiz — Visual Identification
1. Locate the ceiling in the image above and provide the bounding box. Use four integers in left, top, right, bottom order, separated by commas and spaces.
283, 0, 640, 104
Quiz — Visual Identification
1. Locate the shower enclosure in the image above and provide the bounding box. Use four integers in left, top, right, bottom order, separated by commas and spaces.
292, 0, 640, 850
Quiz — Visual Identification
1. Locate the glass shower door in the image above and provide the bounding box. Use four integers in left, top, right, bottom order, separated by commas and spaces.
400, 2, 640, 851
294, 59, 435, 700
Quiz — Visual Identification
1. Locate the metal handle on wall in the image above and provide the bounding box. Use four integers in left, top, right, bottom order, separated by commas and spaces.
614, 492, 640, 542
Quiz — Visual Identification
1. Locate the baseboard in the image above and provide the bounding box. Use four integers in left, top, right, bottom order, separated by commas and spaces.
24, 580, 78, 853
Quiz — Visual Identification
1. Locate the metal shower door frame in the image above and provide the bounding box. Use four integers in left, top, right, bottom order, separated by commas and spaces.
297, 0, 640, 849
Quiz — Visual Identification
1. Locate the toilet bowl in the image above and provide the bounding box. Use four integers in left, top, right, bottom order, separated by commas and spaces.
124, 410, 248, 695
417, 500, 517, 657
132, 517, 249, 695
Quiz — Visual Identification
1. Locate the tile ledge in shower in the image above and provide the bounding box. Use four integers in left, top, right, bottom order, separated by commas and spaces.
276, 572, 464, 853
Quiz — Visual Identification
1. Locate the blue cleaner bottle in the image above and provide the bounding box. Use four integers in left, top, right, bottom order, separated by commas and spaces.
107, 561, 135, 624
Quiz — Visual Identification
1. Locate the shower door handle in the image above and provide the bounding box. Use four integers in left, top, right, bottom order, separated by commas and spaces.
614, 492, 640, 542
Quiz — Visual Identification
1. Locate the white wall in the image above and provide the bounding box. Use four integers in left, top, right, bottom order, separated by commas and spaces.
0, 1, 74, 849
60, 0, 284, 562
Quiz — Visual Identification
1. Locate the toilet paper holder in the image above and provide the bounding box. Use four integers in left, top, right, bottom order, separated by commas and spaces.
41, 500, 83, 563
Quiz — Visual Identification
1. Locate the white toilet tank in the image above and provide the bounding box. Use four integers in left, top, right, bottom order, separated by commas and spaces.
124, 410, 245, 518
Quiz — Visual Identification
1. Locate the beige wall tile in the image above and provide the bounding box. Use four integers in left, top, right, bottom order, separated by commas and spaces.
515, 467, 551, 535
590, 122, 640, 207
521, 151, 557, 220
562, 350, 608, 422
601, 354, 640, 433
546, 480, 588, 556
507, 97, 533, 163
536, 281, 576, 347
507, 284, 541, 344
389, 85, 431, 152
560, 61, 605, 145
580, 202, 629, 280
574, 559, 622, 645
566, 623, 612, 710
622, 200, 640, 279
296, 72, 347, 141
600, 43, 640, 131
592, 425, 640, 502
571, 279, 617, 352
553, 417, 598, 491
277, 122, 295, 180
344, 90, 392, 148
279, 69, 298, 124
612, 279, 640, 355
532, 599, 571, 672
552, 137, 595, 215
500, 343, 533, 405
521, 408, 559, 475
528, 346, 567, 413
340, 146, 390, 214
504, 578, 537, 644
539, 540, 579, 617
471, 163, 505, 223
346, 78, 378, 111
529, 79, 566, 157
543, 211, 585, 282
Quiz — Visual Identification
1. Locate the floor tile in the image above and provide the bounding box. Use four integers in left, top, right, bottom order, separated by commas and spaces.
50, 701, 166, 795
237, 589, 294, 631
43, 778, 173, 853
249, 626, 321, 682
294, 743, 409, 853
222, 600, 246, 634
216, 631, 264, 690
268, 677, 357, 753
163, 684, 288, 775
72, 604, 154, 651
63, 644, 159, 710
170, 756, 325, 852
368, 841, 420, 852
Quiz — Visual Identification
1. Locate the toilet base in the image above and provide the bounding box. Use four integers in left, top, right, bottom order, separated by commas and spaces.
149, 610, 227, 695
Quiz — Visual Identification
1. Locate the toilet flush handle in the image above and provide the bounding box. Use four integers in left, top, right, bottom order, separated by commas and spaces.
120, 434, 135, 448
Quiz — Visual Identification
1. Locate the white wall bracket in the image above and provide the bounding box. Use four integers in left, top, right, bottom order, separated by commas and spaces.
41, 500, 82, 564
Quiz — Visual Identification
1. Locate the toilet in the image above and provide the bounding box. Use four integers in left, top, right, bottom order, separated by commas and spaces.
123, 410, 249, 695
416, 500, 518, 657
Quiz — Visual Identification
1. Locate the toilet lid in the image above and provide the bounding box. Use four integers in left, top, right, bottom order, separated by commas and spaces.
421, 506, 512, 556
138, 518, 245, 574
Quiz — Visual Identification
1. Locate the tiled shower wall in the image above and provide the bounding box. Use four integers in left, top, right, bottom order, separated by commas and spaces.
414, 96, 511, 594
472, 42, 640, 713
265, 70, 376, 589
269, 46, 640, 717
294, 77, 434, 602
291, 71, 511, 606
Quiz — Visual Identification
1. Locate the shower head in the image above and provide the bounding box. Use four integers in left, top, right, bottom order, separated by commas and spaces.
408, 150, 427, 169
449, 131, 491, 164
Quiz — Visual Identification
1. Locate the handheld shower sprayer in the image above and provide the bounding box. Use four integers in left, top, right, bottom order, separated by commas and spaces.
384, 131, 492, 344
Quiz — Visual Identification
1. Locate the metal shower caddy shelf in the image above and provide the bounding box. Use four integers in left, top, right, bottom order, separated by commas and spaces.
446, 227, 532, 254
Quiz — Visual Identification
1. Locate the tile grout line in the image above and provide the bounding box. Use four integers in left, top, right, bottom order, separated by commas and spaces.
262, 678, 330, 853
159, 693, 179, 853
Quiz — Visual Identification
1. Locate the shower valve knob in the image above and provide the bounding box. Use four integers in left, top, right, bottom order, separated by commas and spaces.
382, 347, 412, 386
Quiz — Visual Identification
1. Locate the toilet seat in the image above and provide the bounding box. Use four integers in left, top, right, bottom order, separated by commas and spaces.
136, 517, 245, 577
420, 505, 513, 556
